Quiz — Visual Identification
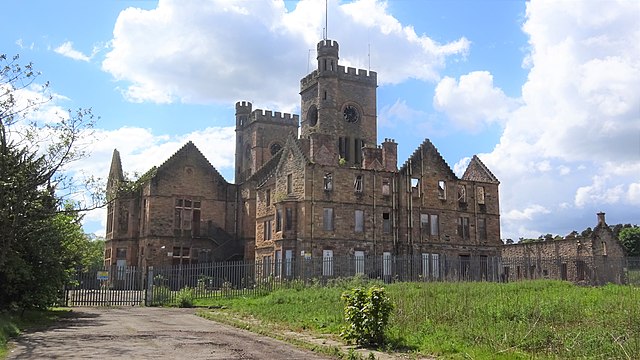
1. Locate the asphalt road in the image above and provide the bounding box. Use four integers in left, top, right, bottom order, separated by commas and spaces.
7, 307, 333, 359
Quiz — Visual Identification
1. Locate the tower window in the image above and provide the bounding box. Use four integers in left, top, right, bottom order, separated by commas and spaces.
270, 142, 282, 155
287, 174, 293, 194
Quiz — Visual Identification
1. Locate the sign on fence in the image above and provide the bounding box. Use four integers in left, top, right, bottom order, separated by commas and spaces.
97, 271, 109, 281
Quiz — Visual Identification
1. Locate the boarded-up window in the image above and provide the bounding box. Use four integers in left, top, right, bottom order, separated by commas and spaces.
323, 249, 333, 276
478, 218, 487, 240
458, 217, 469, 239
382, 212, 391, 234
430, 214, 439, 236
382, 178, 390, 196
420, 214, 429, 235
355, 210, 364, 232
354, 251, 365, 275
477, 186, 485, 204
323, 208, 334, 231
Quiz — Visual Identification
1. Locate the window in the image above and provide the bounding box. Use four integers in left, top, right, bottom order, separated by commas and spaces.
420, 214, 429, 235
458, 185, 467, 203
262, 255, 272, 278
411, 178, 420, 197
264, 220, 272, 240
458, 217, 470, 239
323, 173, 333, 191
275, 250, 282, 277
438, 180, 446, 200
285, 207, 293, 231
285, 250, 293, 277
431, 254, 440, 279
429, 214, 439, 236
323, 249, 333, 276
355, 210, 364, 232
323, 208, 334, 231
477, 186, 485, 205
106, 205, 114, 234
172, 247, 190, 259
602, 241, 607, 256
354, 251, 365, 275
174, 198, 201, 236
287, 174, 293, 194
266, 189, 271, 206
478, 218, 487, 240
354, 175, 363, 193
421, 253, 430, 279
270, 142, 282, 155
276, 209, 282, 232
116, 248, 126, 259
105, 248, 112, 259
382, 178, 390, 196
382, 212, 391, 234
383, 252, 392, 277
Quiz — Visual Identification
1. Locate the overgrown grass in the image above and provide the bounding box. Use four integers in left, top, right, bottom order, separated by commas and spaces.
0, 309, 69, 358
195, 280, 640, 359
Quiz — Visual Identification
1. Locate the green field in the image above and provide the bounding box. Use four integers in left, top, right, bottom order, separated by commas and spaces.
196, 279, 640, 359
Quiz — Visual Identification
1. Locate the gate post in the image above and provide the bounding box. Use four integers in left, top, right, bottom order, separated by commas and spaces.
145, 266, 154, 306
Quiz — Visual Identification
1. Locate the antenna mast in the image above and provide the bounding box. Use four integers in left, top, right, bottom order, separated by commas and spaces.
324, 0, 328, 40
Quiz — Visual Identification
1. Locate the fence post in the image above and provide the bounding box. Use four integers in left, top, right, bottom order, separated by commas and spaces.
145, 266, 154, 306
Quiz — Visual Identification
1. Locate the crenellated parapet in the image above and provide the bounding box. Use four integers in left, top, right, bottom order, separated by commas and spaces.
249, 108, 299, 126
300, 67, 377, 91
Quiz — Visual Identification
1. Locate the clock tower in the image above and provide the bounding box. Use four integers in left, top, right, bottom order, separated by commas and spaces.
299, 39, 377, 166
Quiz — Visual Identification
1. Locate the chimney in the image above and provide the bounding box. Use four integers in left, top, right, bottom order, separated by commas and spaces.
597, 212, 606, 227
382, 138, 397, 172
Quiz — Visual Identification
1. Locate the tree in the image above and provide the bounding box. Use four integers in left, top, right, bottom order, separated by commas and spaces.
619, 226, 640, 257
0, 54, 97, 310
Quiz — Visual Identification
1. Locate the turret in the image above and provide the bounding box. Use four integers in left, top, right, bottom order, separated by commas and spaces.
235, 101, 252, 128
317, 39, 339, 74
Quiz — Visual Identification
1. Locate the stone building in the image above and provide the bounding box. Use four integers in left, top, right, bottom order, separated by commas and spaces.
104, 39, 502, 276
501, 213, 626, 284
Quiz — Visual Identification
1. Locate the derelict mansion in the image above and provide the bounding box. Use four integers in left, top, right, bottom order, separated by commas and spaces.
104, 39, 501, 272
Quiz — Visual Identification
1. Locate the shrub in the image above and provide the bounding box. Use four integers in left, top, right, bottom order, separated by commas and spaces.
341, 286, 394, 346
175, 288, 195, 308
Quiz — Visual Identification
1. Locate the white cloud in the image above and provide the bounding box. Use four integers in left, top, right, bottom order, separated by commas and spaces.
433, 71, 518, 131
453, 157, 471, 177
68, 125, 237, 235
101, 0, 469, 108
54, 41, 92, 62
449, 0, 640, 239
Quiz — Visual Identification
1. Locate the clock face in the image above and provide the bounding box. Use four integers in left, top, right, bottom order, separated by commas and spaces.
343, 105, 359, 123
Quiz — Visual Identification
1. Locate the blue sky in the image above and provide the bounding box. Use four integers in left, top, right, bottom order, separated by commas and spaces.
2, 0, 638, 240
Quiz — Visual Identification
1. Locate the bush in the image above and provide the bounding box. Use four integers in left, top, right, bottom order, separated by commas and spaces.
341, 286, 394, 346
175, 288, 195, 308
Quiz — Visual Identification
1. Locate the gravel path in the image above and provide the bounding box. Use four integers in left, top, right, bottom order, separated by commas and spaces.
7, 307, 333, 359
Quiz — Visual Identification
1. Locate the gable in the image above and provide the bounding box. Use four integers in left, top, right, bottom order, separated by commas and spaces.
155, 141, 228, 184
462, 155, 499, 184
400, 139, 457, 179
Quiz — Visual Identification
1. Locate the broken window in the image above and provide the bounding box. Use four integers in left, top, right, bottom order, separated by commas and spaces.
458, 217, 470, 239
175, 198, 201, 236
354, 175, 363, 193
382, 178, 390, 196
323, 208, 334, 231
438, 180, 446, 200
382, 212, 391, 234
106, 205, 114, 235
116, 248, 127, 259
420, 213, 429, 235
457, 185, 467, 203
323, 173, 333, 191
355, 210, 364, 233
477, 186, 485, 205
411, 178, 420, 197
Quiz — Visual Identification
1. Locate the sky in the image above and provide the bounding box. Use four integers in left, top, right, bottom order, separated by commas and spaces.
1, 0, 639, 240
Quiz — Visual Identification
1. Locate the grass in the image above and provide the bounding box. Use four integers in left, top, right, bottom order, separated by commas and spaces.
0, 308, 70, 358
195, 279, 640, 359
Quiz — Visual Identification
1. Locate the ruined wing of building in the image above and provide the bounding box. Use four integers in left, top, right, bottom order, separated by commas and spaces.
104, 39, 501, 270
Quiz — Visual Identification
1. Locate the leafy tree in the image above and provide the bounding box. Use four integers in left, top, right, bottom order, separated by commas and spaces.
619, 226, 640, 257
0, 54, 97, 310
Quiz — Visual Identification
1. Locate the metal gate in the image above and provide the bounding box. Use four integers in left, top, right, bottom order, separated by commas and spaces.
64, 265, 145, 306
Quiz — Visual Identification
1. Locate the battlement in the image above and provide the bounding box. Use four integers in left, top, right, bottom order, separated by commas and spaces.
249, 108, 299, 125
235, 101, 252, 114
300, 66, 377, 90
317, 39, 339, 55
